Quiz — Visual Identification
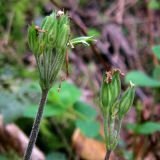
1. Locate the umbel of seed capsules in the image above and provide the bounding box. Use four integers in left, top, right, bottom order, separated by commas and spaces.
28, 11, 70, 90
100, 69, 135, 118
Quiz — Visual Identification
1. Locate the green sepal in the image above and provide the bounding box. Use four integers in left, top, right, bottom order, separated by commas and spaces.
28, 23, 39, 54
118, 82, 135, 119
100, 73, 112, 107
40, 13, 58, 47
58, 14, 69, 28
111, 71, 121, 103
56, 24, 70, 48
69, 36, 95, 47
100, 70, 121, 109
47, 20, 58, 46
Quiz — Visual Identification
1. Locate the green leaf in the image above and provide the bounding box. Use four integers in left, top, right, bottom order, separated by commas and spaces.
148, 0, 160, 10
152, 45, 160, 59
69, 36, 96, 47
24, 82, 82, 118
74, 101, 97, 119
124, 151, 134, 160
46, 152, 66, 160
0, 155, 7, 160
153, 65, 160, 80
0, 92, 26, 124
126, 122, 160, 135
126, 123, 137, 131
24, 104, 65, 118
18, 81, 41, 103
48, 82, 81, 108
125, 71, 160, 87
76, 120, 100, 138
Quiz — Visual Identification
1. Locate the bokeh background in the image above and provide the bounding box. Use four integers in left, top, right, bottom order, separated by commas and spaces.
0, 0, 160, 159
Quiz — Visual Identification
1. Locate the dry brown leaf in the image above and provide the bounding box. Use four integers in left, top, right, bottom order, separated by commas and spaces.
72, 129, 115, 160
0, 115, 45, 160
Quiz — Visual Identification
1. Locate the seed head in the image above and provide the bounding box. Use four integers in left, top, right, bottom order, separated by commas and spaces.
28, 10, 70, 89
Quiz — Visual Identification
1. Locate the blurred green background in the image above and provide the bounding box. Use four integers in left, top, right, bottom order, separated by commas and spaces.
0, 0, 160, 159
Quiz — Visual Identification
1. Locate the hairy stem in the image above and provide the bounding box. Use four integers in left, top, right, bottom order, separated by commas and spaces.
103, 110, 108, 146
104, 150, 111, 160
23, 89, 49, 160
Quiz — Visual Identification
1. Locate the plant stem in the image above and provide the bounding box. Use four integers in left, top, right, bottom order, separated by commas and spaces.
103, 110, 108, 146
23, 89, 49, 160
104, 150, 111, 160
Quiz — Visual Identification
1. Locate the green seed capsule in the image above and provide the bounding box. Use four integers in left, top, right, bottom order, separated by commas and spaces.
40, 14, 57, 45
28, 23, 39, 54
28, 10, 70, 90
100, 72, 112, 107
41, 14, 55, 31
47, 20, 58, 46
100, 70, 121, 109
110, 70, 121, 104
58, 15, 69, 28
56, 24, 70, 48
118, 81, 135, 119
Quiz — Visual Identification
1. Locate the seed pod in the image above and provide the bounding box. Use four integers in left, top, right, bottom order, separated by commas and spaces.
47, 20, 58, 46
58, 15, 69, 28
41, 14, 55, 31
40, 14, 57, 45
100, 72, 112, 107
56, 24, 70, 48
118, 81, 135, 119
110, 70, 121, 104
27, 10, 70, 90
50, 48, 66, 83
28, 23, 39, 54
101, 70, 121, 108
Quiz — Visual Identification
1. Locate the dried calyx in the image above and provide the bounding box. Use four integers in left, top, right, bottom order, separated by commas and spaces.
105, 69, 124, 84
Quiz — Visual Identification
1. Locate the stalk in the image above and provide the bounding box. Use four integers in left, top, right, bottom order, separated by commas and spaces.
23, 89, 49, 160
26, 10, 95, 160
104, 150, 111, 160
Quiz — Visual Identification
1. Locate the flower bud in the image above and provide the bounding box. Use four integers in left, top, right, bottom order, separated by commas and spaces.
28, 23, 39, 54
118, 81, 135, 119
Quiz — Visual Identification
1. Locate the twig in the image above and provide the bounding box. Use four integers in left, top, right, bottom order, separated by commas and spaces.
23, 89, 49, 160
146, 0, 158, 66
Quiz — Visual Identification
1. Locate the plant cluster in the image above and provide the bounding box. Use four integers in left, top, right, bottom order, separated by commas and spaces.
25, 10, 95, 160
100, 69, 135, 159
